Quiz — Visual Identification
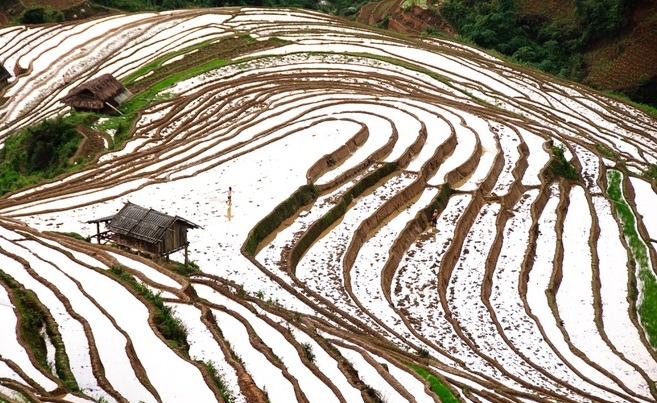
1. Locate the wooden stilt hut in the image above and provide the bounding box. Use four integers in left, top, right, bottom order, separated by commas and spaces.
60, 73, 132, 113
87, 202, 200, 265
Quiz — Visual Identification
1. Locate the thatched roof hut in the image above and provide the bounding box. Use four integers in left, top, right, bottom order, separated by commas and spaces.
60, 73, 132, 113
87, 202, 200, 264
0, 63, 11, 83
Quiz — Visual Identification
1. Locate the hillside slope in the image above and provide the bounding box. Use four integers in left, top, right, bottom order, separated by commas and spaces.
356, 0, 657, 107
1, 7, 657, 403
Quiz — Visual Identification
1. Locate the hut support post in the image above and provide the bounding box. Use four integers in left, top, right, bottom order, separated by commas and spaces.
184, 243, 189, 267
95, 222, 101, 244
104, 102, 123, 115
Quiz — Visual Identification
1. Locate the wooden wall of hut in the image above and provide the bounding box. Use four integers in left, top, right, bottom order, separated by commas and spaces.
113, 234, 160, 255
162, 223, 189, 254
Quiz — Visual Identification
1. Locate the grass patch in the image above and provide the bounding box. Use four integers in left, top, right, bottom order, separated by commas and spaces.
549, 145, 578, 180
119, 56, 230, 117
93, 114, 135, 149
595, 143, 618, 160
607, 170, 657, 349
200, 360, 235, 403
301, 342, 316, 364
55, 232, 90, 242
170, 260, 201, 277
643, 164, 657, 184
0, 109, 136, 196
108, 266, 190, 354
408, 364, 459, 402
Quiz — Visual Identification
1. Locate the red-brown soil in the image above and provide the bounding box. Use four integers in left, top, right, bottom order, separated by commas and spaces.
356, 0, 454, 35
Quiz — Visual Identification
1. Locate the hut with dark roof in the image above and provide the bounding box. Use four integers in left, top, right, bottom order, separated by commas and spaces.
0, 63, 11, 84
60, 73, 132, 113
87, 202, 200, 264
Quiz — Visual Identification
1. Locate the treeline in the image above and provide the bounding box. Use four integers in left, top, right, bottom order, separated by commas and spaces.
92, 0, 316, 10
19, 0, 366, 24
440, 0, 636, 80
92, 0, 367, 15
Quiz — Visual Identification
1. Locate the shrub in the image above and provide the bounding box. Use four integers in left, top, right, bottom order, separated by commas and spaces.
549, 145, 578, 180
644, 164, 657, 183
301, 342, 316, 364
20, 7, 65, 24
0, 116, 83, 195
201, 360, 235, 403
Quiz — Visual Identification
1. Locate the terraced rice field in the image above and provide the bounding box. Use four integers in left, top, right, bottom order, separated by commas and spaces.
0, 7, 657, 403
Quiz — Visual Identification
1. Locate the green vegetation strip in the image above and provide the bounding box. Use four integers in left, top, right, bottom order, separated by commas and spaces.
408, 364, 459, 403
0, 270, 79, 392
108, 266, 190, 353
607, 170, 657, 348
244, 184, 319, 255
289, 162, 398, 269
120, 56, 230, 115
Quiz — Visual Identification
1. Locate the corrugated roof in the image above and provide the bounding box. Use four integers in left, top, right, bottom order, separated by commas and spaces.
97, 202, 199, 244
60, 73, 129, 109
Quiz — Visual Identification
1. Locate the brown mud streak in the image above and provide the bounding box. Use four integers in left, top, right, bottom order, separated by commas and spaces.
197, 303, 267, 403
621, 174, 657, 373
520, 176, 637, 401
328, 337, 419, 402
192, 274, 349, 403
306, 121, 368, 184
0, 378, 42, 401
435, 190, 558, 396
481, 181, 598, 398
315, 112, 398, 193
306, 123, 369, 188
16, 231, 164, 402
0, 245, 125, 402
38, 233, 235, 400
11, 226, 237, 402
376, 121, 472, 361
207, 301, 311, 403
450, 140, 580, 400
0, 263, 65, 397
0, 319, 64, 396
251, 304, 350, 403
336, 117, 430, 348
547, 181, 643, 401
586, 179, 657, 398
42, 233, 188, 301
520, 166, 622, 398
312, 319, 441, 402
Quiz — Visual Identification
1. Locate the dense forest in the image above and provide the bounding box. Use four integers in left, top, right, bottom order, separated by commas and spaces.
440, 0, 635, 82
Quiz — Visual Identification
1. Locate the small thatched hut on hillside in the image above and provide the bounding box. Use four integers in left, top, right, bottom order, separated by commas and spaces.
87, 202, 200, 264
60, 73, 132, 113
0, 63, 11, 84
